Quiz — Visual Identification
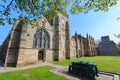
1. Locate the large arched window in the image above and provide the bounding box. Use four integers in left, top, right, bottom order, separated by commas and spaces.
33, 28, 50, 48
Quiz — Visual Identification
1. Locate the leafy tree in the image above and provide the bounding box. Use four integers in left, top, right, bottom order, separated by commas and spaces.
0, 0, 118, 25
114, 34, 120, 38
95, 39, 101, 47
116, 43, 120, 54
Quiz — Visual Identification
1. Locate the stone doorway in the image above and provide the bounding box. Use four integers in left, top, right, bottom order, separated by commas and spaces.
38, 51, 44, 61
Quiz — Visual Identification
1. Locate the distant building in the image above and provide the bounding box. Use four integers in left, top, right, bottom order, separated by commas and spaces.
98, 36, 118, 56
0, 45, 1, 49
0, 45, 1, 52
0, 45, 2, 61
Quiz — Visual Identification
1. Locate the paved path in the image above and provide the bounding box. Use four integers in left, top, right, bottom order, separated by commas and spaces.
0, 62, 120, 80
0, 62, 50, 73
0, 62, 66, 73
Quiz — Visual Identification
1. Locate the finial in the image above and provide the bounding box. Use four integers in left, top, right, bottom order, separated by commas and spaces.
75, 31, 77, 36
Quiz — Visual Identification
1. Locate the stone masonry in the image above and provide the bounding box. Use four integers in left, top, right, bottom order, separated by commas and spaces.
99, 36, 118, 56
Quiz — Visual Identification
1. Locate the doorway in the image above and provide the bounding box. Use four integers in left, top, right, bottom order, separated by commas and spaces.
38, 51, 44, 61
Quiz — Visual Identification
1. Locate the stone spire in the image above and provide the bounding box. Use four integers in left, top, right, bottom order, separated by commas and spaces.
86, 33, 88, 38
75, 31, 78, 36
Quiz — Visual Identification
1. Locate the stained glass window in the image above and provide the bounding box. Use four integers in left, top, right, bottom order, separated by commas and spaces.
33, 28, 49, 48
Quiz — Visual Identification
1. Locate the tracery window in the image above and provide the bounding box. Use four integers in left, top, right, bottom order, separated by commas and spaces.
33, 28, 50, 48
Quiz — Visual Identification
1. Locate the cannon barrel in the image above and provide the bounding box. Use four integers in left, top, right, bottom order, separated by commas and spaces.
69, 61, 99, 79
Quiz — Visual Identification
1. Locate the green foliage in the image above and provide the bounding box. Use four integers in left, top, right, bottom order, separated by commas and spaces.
116, 43, 120, 54
0, 0, 118, 25
70, 0, 118, 14
114, 34, 120, 38
36, 28, 40, 32
0, 66, 67, 80
53, 56, 120, 73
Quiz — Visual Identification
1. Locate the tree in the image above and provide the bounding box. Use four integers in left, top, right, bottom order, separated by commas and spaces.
116, 43, 120, 54
0, 0, 118, 25
114, 34, 120, 38
95, 39, 101, 47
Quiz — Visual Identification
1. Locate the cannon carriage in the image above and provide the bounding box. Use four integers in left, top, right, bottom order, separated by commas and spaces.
68, 61, 99, 79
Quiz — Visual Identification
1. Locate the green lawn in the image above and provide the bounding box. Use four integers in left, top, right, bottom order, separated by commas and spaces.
0, 56, 120, 80
53, 56, 120, 73
0, 66, 67, 80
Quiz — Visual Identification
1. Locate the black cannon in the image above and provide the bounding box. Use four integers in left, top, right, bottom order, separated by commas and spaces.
68, 61, 99, 79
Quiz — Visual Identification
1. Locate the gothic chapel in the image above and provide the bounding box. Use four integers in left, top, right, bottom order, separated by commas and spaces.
0, 14, 97, 67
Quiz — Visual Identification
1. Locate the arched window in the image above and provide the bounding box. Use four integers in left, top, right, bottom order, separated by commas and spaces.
33, 28, 50, 48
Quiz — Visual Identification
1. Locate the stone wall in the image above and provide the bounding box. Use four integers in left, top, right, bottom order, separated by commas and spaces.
16, 49, 53, 67
16, 48, 38, 67
45, 49, 53, 62
69, 38, 76, 59
99, 36, 118, 56
54, 14, 69, 61
4, 49, 19, 67
25, 18, 54, 49
4, 20, 22, 67
0, 45, 1, 51
71, 33, 97, 57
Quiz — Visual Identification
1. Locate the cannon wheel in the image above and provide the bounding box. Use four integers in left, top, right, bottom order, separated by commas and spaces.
88, 69, 95, 79
68, 65, 72, 73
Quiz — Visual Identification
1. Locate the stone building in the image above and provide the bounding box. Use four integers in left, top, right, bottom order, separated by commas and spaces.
0, 45, 1, 50
70, 32, 97, 58
0, 14, 97, 67
98, 36, 118, 56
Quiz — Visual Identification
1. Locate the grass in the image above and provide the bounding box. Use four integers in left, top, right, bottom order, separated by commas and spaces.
91, 56, 120, 58
0, 56, 120, 80
53, 56, 120, 73
0, 66, 67, 80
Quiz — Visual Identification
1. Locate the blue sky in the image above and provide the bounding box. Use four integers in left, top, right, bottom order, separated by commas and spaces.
0, 1, 120, 45
68, 1, 120, 43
